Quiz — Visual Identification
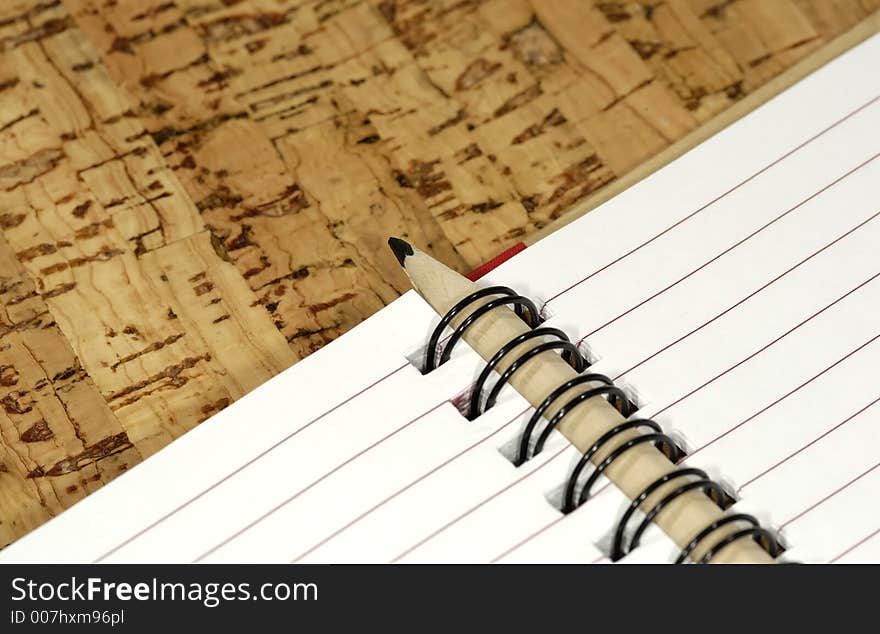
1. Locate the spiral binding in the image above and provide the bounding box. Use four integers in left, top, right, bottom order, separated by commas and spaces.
674, 513, 780, 564
468, 327, 585, 420
562, 419, 682, 513
423, 286, 541, 373
422, 285, 784, 564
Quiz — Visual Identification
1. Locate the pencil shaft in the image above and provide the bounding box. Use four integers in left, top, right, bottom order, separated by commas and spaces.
398, 243, 772, 564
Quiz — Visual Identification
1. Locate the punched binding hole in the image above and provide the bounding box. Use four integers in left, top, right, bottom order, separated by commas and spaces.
711, 481, 738, 511
404, 342, 433, 373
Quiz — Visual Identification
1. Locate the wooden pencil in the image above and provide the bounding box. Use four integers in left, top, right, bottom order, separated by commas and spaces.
389, 237, 773, 564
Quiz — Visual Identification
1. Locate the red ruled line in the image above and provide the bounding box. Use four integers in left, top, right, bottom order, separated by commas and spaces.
737, 395, 880, 492
490, 480, 612, 562
93, 362, 409, 562
694, 339, 880, 467
193, 398, 453, 562
779, 462, 880, 530
577, 152, 879, 346
291, 406, 530, 562
828, 527, 880, 563
612, 209, 880, 381
540, 96, 879, 311
652, 272, 880, 421
684, 327, 880, 461
492, 517, 565, 562
390, 446, 571, 563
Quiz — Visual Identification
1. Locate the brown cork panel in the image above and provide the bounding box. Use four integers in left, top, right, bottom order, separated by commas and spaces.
0, 0, 876, 547
0, 0, 295, 548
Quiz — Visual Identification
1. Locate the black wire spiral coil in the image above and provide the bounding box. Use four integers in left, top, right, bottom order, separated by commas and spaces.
423, 286, 783, 563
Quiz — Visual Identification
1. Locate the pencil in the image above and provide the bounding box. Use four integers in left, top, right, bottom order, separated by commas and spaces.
389, 237, 773, 564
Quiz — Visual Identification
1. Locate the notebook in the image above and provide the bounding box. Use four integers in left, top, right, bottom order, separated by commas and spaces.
3, 33, 878, 564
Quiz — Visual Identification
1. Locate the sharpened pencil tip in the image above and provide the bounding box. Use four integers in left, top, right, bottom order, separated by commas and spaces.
388, 237, 414, 266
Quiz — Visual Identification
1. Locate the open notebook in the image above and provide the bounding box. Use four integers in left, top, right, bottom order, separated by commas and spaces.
4, 34, 878, 564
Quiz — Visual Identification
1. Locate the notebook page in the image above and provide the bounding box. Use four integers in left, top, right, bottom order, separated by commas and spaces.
2, 33, 878, 564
